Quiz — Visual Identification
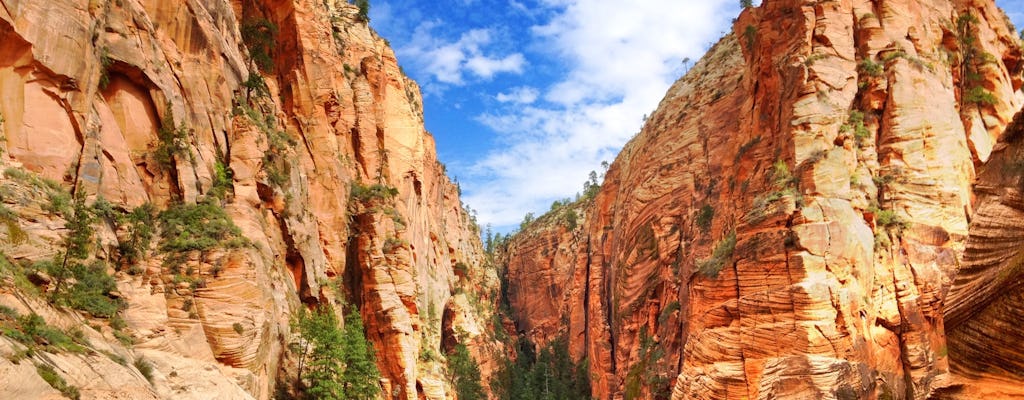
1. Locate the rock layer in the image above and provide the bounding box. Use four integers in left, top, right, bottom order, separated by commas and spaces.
503, 0, 1024, 399
0, 0, 500, 399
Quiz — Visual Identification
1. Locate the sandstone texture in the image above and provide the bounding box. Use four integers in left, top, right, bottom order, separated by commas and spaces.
0, 0, 501, 399
503, 0, 1024, 399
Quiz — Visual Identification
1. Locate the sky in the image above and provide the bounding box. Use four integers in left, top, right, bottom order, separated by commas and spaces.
370, 0, 1024, 232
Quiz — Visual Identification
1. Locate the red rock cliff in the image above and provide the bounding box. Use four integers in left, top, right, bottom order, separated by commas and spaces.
503, 0, 1024, 399
0, 0, 501, 399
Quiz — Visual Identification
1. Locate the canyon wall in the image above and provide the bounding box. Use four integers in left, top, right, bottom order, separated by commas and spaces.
0, 0, 502, 399
503, 0, 1024, 399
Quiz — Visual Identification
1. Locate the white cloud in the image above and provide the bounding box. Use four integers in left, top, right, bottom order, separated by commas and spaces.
496, 87, 540, 104
397, 24, 526, 86
463, 0, 739, 229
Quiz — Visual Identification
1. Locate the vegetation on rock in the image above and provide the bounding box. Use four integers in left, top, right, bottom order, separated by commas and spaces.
291, 304, 381, 400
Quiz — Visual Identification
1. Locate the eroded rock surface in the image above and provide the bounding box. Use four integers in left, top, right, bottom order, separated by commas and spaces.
503, 0, 1024, 399
0, 0, 501, 399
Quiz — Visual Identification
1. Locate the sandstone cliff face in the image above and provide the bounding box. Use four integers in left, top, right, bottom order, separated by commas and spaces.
503, 0, 1024, 399
0, 0, 500, 399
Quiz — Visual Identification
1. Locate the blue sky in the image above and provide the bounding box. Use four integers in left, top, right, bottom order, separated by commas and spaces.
370, 0, 1024, 232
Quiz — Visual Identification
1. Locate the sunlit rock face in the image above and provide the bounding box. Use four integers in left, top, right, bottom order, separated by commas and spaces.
503, 0, 1024, 398
0, 0, 502, 399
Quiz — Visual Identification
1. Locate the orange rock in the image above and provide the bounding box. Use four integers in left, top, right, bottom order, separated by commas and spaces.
503, 1, 1024, 399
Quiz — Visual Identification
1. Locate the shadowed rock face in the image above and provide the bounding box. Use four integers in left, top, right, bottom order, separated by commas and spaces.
503, 0, 1024, 399
0, 1, 501, 399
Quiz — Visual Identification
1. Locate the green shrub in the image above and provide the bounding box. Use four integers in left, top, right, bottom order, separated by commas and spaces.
157, 200, 247, 252
355, 0, 370, 22
744, 25, 757, 50
134, 357, 154, 383
240, 18, 278, 73
117, 203, 156, 267
658, 301, 680, 324
696, 231, 737, 278
44, 190, 72, 216
695, 204, 714, 233
98, 47, 113, 90
735, 136, 761, 161
63, 261, 122, 318
208, 160, 233, 200
454, 262, 470, 277
233, 322, 245, 334
36, 363, 80, 400
964, 86, 997, 106
563, 209, 578, 230
858, 58, 883, 77
154, 104, 192, 171
349, 182, 398, 204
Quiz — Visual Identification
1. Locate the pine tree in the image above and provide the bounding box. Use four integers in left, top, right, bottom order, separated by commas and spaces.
448, 343, 485, 400
293, 305, 381, 400
338, 305, 381, 399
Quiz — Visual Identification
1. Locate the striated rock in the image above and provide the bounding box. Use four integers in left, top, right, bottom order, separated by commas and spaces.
937, 110, 1024, 399
0, 0, 500, 399
503, 0, 1024, 399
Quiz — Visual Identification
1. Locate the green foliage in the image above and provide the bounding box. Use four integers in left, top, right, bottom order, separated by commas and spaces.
735, 136, 761, 161
448, 343, 485, 400
740, 0, 753, 8
454, 261, 470, 277
63, 195, 96, 261
744, 25, 757, 50
242, 72, 270, 99
116, 203, 156, 268
293, 305, 381, 400
208, 159, 234, 200
772, 159, 795, 187
349, 182, 398, 204
157, 200, 247, 253
696, 231, 737, 278
870, 206, 907, 230
62, 261, 122, 318
1, 312, 86, 353
658, 301, 681, 324
519, 212, 535, 231
964, 86, 997, 105
44, 189, 72, 216
581, 170, 601, 201
695, 204, 714, 233
241, 18, 278, 73
134, 357, 154, 383
154, 105, 191, 171
491, 337, 591, 400
37, 363, 80, 400
842, 110, 871, 146
354, 0, 370, 22
233, 322, 245, 334
957, 12, 999, 109
858, 58, 883, 77
625, 328, 668, 400
98, 47, 113, 90
563, 209, 578, 230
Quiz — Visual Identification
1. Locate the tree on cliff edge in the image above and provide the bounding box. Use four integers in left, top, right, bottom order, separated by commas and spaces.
293, 305, 381, 400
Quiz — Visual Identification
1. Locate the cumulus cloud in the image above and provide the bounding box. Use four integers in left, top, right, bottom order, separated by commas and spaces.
397, 23, 525, 86
463, 0, 739, 229
495, 87, 540, 104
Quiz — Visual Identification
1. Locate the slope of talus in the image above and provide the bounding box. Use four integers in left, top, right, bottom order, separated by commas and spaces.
504, 0, 1024, 399
0, 0, 503, 399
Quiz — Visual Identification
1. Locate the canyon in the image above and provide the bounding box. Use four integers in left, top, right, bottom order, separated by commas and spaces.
0, 0, 1022, 399
504, 0, 1024, 399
